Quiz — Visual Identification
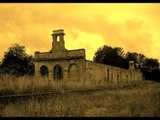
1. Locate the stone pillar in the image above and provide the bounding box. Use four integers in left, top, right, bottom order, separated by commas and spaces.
62, 67, 68, 90
47, 70, 53, 90
48, 70, 53, 80
34, 62, 39, 77
63, 68, 68, 81
35, 71, 41, 78
129, 61, 135, 70
130, 71, 132, 81
60, 34, 64, 41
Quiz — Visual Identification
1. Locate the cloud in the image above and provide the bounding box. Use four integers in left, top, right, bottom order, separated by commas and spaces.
0, 3, 160, 62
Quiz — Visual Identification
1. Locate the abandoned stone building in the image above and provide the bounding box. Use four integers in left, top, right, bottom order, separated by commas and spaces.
34, 29, 143, 83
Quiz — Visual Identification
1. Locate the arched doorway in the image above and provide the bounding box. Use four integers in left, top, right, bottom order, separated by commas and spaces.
40, 65, 49, 77
68, 64, 79, 81
53, 65, 63, 80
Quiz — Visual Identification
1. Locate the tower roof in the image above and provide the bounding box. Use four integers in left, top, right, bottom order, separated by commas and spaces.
52, 29, 64, 35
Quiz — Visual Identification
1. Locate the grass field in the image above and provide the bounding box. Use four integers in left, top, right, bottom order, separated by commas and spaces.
0, 75, 159, 117
0, 74, 141, 95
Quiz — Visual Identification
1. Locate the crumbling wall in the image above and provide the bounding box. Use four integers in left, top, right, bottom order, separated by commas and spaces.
34, 59, 86, 81
34, 49, 85, 60
84, 60, 143, 84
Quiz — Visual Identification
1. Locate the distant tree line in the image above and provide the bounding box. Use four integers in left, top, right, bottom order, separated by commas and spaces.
93, 45, 160, 82
0, 43, 160, 82
0, 43, 34, 77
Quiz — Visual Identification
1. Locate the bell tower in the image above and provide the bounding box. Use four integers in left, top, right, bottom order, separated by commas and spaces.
50, 29, 67, 52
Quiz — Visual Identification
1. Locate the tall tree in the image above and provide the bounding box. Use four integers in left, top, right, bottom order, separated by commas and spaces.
141, 58, 160, 81
142, 58, 159, 71
93, 44, 160, 81
93, 45, 128, 69
1, 43, 34, 76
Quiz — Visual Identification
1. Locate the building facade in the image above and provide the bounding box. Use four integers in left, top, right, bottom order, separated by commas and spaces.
34, 29, 143, 83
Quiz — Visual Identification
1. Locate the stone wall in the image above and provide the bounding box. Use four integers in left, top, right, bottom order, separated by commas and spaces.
34, 59, 86, 81
34, 59, 143, 84
84, 60, 143, 84
34, 49, 85, 60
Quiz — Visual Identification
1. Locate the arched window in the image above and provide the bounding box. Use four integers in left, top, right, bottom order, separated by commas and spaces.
107, 69, 109, 82
117, 75, 119, 83
120, 71, 122, 83
53, 64, 63, 80
40, 65, 49, 77
111, 73, 113, 83
68, 64, 79, 81
130, 72, 132, 81
126, 75, 128, 82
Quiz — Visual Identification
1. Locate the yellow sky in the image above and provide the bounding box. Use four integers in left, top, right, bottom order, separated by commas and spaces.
0, 3, 160, 61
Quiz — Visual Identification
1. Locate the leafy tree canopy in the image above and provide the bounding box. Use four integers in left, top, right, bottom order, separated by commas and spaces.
93, 45, 128, 69
93, 45, 160, 81
1, 43, 34, 76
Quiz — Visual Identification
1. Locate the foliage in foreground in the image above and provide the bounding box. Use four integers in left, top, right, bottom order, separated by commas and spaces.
0, 74, 153, 96
0, 82, 159, 117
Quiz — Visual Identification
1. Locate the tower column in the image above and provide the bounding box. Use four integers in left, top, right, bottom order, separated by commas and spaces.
50, 29, 66, 52
129, 61, 135, 70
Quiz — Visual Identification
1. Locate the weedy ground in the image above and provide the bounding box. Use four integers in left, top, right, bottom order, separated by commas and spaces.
0, 74, 159, 117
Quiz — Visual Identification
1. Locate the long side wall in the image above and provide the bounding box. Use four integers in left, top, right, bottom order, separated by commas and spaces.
85, 60, 143, 83
34, 59, 143, 83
